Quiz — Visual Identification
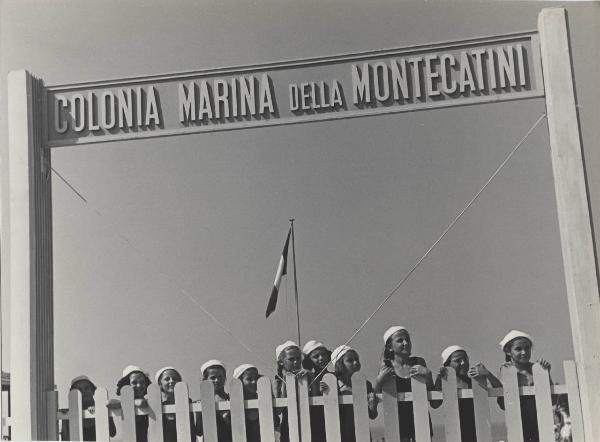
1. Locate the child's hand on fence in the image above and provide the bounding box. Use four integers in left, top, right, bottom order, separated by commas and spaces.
468, 363, 490, 379
376, 364, 395, 386
86, 405, 95, 415
295, 369, 309, 378
107, 399, 121, 409
409, 365, 430, 380
537, 359, 551, 370
319, 381, 329, 394
134, 398, 148, 408
438, 366, 448, 380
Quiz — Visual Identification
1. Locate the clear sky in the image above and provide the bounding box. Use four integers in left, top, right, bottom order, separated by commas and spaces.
1, 0, 599, 419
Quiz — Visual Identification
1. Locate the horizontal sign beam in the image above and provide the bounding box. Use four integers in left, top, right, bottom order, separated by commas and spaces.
45, 31, 543, 147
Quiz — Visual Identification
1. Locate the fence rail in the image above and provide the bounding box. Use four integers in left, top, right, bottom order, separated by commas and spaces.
2, 361, 583, 441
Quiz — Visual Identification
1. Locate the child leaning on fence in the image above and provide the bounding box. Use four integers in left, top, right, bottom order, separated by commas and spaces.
60, 375, 116, 441
497, 330, 552, 442
302, 340, 332, 442
374, 326, 434, 442
331, 345, 378, 442
431, 345, 502, 442
115, 365, 152, 442
273, 340, 312, 442
154, 366, 196, 442
196, 360, 232, 442
232, 364, 262, 442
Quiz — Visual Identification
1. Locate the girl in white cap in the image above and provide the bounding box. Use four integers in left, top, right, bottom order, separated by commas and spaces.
116, 365, 152, 442
497, 330, 551, 442
199, 360, 231, 442
431, 346, 501, 442
155, 367, 196, 442
374, 326, 433, 442
274, 341, 310, 442
60, 375, 116, 441
302, 340, 332, 442
233, 364, 261, 442
331, 345, 378, 442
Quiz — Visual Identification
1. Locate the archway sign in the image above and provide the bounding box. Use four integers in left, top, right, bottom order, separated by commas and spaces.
4, 7, 599, 441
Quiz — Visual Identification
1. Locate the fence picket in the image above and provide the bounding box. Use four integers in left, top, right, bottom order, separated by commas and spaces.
46, 390, 58, 440
285, 373, 301, 442
147, 384, 164, 442
68, 389, 83, 441
93, 387, 111, 441
199, 380, 219, 442
120, 386, 138, 442
471, 379, 492, 442
532, 363, 554, 442
411, 377, 431, 442
381, 378, 401, 442
350, 372, 371, 442
297, 375, 312, 442
501, 365, 524, 442
175, 382, 192, 442
229, 378, 248, 442
257, 377, 276, 442
564, 360, 584, 442
441, 367, 461, 442
321, 373, 341, 442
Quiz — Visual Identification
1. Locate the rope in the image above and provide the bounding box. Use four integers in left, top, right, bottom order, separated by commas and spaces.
309, 112, 547, 386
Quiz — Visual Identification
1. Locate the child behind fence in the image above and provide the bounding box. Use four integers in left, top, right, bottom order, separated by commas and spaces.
497, 330, 552, 442
302, 340, 332, 442
197, 360, 232, 442
154, 366, 196, 442
331, 345, 378, 442
60, 375, 116, 441
115, 365, 152, 442
431, 345, 502, 442
374, 326, 434, 442
233, 364, 262, 442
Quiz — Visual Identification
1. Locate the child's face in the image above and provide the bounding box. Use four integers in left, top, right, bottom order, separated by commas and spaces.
205, 367, 226, 392
342, 350, 361, 374
309, 348, 330, 371
129, 372, 147, 399
73, 380, 95, 406
240, 368, 259, 394
282, 347, 302, 373
160, 369, 181, 395
506, 338, 532, 364
389, 330, 412, 356
447, 350, 469, 376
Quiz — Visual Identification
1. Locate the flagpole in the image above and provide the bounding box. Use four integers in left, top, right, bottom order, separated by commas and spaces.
290, 219, 301, 344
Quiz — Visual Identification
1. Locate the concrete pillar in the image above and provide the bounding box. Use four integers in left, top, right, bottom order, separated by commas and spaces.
539, 8, 600, 441
6, 70, 54, 440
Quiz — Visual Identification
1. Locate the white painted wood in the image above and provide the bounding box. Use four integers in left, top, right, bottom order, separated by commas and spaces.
564, 361, 585, 442
532, 363, 554, 442
471, 379, 492, 442
93, 387, 110, 442
411, 377, 431, 442
538, 8, 600, 442
350, 372, 371, 442
440, 367, 461, 442
147, 384, 163, 442
120, 386, 137, 442
257, 377, 276, 442
321, 373, 341, 442
501, 365, 524, 442
199, 380, 219, 442
175, 382, 192, 442
285, 374, 300, 442
381, 378, 401, 442
68, 390, 83, 441
229, 378, 247, 442
297, 376, 312, 442
6, 69, 54, 440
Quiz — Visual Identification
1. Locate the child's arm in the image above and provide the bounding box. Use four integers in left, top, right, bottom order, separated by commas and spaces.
496, 365, 506, 410
409, 358, 434, 389
429, 368, 444, 409
366, 381, 379, 420
373, 362, 395, 393
468, 363, 502, 389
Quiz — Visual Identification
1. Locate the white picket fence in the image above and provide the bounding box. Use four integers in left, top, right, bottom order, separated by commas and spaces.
2, 361, 585, 441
